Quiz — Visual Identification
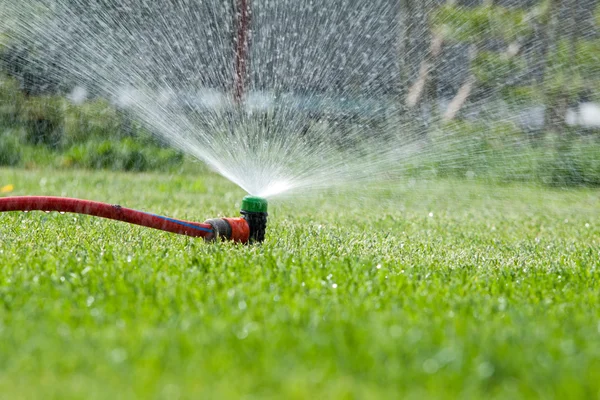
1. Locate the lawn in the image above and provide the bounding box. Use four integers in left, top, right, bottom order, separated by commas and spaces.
0, 167, 599, 399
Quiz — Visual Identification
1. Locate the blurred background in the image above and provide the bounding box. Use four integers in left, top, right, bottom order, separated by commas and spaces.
1, 0, 599, 187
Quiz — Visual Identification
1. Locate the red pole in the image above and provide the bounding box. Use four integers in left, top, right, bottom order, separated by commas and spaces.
234, 0, 250, 104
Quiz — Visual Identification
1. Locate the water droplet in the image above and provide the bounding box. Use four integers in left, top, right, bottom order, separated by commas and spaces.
477, 362, 495, 379
423, 359, 439, 374
110, 348, 127, 363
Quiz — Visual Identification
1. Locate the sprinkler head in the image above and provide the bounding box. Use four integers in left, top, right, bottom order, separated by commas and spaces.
240, 195, 268, 243
203, 196, 267, 244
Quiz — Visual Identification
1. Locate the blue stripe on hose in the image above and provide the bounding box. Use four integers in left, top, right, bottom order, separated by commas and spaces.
142, 212, 213, 233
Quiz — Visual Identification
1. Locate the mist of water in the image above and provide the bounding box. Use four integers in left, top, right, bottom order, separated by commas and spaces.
2, 0, 598, 197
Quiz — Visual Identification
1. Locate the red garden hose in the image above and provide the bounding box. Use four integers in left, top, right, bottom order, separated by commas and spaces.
0, 196, 251, 243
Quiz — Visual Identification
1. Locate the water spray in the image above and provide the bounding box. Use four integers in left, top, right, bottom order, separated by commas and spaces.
0, 195, 267, 244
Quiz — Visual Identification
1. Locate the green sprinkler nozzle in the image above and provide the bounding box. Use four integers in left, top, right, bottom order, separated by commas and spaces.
240, 195, 268, 243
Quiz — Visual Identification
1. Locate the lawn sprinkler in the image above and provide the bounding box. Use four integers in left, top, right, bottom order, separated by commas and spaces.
0, 194, 268, 244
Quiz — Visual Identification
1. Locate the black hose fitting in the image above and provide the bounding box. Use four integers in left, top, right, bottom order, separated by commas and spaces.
204, 218, 232, 241
240, 196, 268, 243
241, 210, 267, 243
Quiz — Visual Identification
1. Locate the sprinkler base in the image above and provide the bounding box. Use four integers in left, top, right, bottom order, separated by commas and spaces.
241, 211, 267, 243
204, 217, 250, 243
240, 195, 268, 243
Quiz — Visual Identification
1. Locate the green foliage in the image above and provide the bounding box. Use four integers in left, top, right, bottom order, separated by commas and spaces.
432, 5, 532, 43
538, 138, 600, 187
63, 99, 123, 143
404, 120, 600, 188
0, 131, 21, 166
414, 120, 526, 178
570, 40, 600, 79
541, 39, 600, 106
529, 0, 552, 25
543, 70, 584, 105
0, 34, 8, 53
0, 74, 24, 127
500, 85, 543, 104
472, 51, 526, 86
430, 1, 600, 115
0, 74, 183, 172
18, 96, 65, 148
62, 138, 183, 172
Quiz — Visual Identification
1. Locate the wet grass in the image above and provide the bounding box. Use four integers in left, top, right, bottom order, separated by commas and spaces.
0, 167, 599, 399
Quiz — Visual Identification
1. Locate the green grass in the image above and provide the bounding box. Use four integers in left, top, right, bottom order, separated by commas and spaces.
0, 167, 599, 399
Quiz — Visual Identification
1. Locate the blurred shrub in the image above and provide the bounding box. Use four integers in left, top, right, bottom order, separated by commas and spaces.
500, 86, 542, 105
473, 51, 526, 88
0, 131, 22, 166
0, 72, 184, 172
62, 138, 183, 172
0, 74, 24, 127
538, 140, 600, 187
18, 96, 64, 149
0, 41, 64, 96
64, 99, 122, 143
422, 120, 525, 178
404, 120, 600, 187
431, 4, 531, 43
